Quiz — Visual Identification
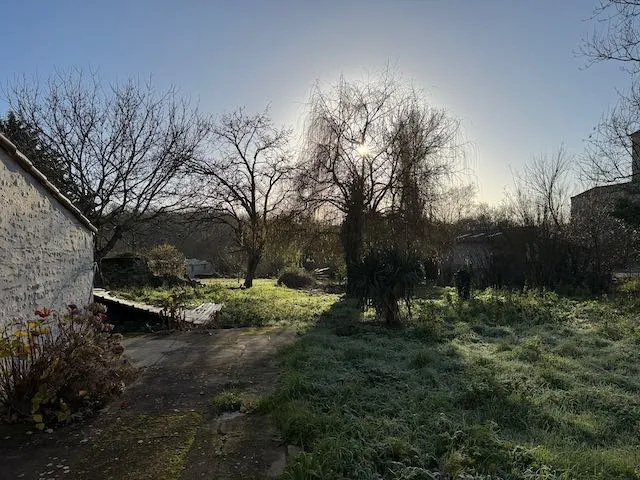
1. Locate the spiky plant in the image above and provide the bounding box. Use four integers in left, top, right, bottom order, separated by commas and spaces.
354, 247, 423, 325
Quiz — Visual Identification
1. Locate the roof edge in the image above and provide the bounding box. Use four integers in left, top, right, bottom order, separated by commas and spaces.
570, 182, 629, 200
0, 133, 97, 233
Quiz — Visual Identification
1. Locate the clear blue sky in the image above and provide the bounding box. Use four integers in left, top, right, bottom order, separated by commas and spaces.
0, 0, 630, 204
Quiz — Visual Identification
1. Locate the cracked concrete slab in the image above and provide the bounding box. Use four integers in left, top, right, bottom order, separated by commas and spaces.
0, 328, 297, 480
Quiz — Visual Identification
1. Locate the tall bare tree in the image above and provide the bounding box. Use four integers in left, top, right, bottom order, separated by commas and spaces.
508, 146, 573, 229
581, 1, 640, 183
190, 109, 292, 288
388, 105, 458, 248
4, 70, 210, 259
298, 72, 459, 291
505, 147, 582, 288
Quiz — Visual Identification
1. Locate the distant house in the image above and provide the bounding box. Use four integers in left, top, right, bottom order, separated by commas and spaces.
185, 258, 214, 279
0, 133, 96, 326
570, 130, 640, 273
449, 231, 507, 286
571, 130, 640, 217
452, 231, 504, 270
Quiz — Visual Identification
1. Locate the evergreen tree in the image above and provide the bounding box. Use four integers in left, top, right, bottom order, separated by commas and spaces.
0, 111, 75, 198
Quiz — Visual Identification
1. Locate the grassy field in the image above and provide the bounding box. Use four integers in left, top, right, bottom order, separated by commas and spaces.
118, 281, 640, 479
114, 278, 341, 328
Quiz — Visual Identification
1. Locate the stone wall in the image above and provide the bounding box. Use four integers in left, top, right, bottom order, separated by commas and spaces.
0, 148, 94, 325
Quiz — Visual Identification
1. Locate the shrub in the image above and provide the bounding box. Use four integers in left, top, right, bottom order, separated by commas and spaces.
354, 247, 424, 325
100, 254, 153, 287
157, 287, 192, 331
0, 304, 136, 428
616, 275, 640, 297
277, 269, 316, 289
147, 244, 186, 278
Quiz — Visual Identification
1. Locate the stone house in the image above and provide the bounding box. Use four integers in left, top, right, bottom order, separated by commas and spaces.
570, 130, 640, 273
0, 133, 96, 326
571, 130, 640, 216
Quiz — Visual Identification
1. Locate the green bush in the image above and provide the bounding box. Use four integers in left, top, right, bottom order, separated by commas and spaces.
277, 269, 316, 289
147, 243, 186, 278
617, 275, 640, 296
0, 304, 136, 428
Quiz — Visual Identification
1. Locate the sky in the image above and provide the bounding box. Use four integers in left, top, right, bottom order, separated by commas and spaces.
0, 0, 632, 205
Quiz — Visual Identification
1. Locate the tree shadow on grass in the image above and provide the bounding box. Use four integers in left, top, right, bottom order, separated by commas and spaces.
268, 290, 640, 479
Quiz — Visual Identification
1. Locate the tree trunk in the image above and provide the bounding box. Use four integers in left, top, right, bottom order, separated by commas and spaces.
341, 206, 365, 295
383, 297, 401, 326
244, 251, 261, 289
95, 225, 122, 262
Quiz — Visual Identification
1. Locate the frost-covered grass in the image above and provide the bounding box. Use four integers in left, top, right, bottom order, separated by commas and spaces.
115, 278, 340, 329
266, 288, 640, 479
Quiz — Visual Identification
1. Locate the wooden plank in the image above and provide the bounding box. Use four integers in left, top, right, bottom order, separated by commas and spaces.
187, 302, 224, 324
93, 289, 163, 314
93, 289, 223, 326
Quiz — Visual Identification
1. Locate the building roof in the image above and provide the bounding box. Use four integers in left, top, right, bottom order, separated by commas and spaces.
455, 231, 503, 243
0, 133, 97, 233
570, 182, 629, 200
186, 258, 211, 265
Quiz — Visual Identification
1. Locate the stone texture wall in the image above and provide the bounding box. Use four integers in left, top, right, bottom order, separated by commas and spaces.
0, 149, 94, 325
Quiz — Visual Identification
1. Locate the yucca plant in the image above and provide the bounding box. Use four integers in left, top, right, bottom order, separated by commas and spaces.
354, 247, 424, 325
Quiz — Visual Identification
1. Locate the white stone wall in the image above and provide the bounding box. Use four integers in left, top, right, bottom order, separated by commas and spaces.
0, 149, 94, 326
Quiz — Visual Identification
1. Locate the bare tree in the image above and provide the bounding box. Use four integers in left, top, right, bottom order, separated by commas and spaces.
582, 1, 640, 72
508, 146, 574, 229
388, 104, 459, 248
429, 183, 478, 224
190, 109, 292, 288
582, 95, 640, 183
581, 1, 640, 183
4, 70, 210, 259
505, 147, 581, 288
298, 72, 459, 291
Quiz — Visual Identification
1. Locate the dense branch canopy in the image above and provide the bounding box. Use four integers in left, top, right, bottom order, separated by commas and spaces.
582, 1, 640, 183
583, 0, 640, 72
508, 146, 573, 229
297, 73, 460, 219
4, 70, 210, 258
189, 108, 293, 286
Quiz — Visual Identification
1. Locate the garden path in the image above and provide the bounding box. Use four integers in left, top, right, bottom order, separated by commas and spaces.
0, 328, 297, 479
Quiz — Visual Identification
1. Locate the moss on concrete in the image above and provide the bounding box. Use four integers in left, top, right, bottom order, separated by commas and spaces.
75, 412, 201, 480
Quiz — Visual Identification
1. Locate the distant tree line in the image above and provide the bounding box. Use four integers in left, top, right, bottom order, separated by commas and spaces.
2, 62, 638, 294
0, 69, 462, 290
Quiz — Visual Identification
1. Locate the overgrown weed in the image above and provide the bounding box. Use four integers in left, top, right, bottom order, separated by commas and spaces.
116, 281, 640, 477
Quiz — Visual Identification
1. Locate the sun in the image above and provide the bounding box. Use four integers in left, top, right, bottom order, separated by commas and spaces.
356, 142, 371, 157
